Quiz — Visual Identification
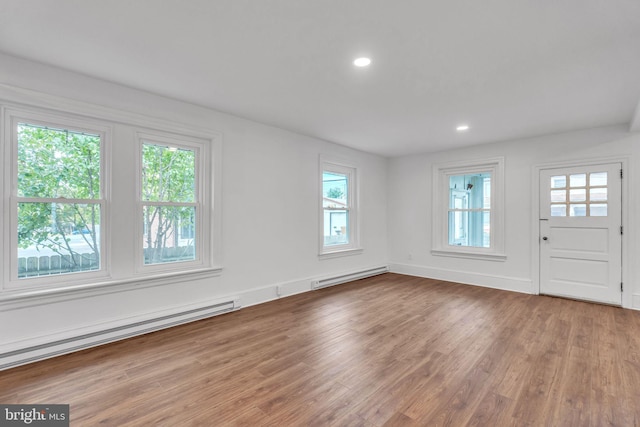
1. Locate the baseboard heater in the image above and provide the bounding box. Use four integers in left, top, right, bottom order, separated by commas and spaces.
0, 299, 238, 371
311, 266, 389, 290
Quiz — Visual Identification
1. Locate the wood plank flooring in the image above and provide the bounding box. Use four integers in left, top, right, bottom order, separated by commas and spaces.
2, 273, 640, 426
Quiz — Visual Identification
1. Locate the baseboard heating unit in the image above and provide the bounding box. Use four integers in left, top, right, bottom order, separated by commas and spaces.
0, 299, 239, 371
311, 266, 389, 290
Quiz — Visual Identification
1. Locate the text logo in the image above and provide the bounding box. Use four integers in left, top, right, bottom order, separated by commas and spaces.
1, 405, 69, 426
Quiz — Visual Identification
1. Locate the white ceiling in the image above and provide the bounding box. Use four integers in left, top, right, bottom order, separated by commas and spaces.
1, 0, 639, 157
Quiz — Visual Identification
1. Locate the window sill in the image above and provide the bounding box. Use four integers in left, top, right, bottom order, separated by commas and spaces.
431, 249, 506, 262
0, 267, 223, 310
319, 247, 363, 260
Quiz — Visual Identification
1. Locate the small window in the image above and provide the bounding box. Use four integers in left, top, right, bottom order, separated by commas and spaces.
320, 158, 359, 256
433, 158, 505, 260
448, 173, 491, 248
323, 171, 349, 246
139, 136, 202, 268
549, 172, 608, 217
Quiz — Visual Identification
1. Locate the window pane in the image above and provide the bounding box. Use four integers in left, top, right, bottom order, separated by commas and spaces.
483, 178, 491, 209
449, 210, 467, 244
18, 123, 101, 199
323, 172, 348, 208
449, 190, 467, 210
449, 173, 491, 210
323, 210, 349, 246
550, 176, 566, 188
590, 188, 607, 202
448, 210, 489, 248
550, 190, 566, 203
569, 174, 586, 187
143, 206, 196, 265
569, 189, 586, 202
142, 143, 195, 202
590, 204, 608, 217
180, 210, 195, 239
482, 211, 491, 247
589, 172, 607, 186
551, 205, 566, 217
569, 204, 586, 217
18, 202, 101, 277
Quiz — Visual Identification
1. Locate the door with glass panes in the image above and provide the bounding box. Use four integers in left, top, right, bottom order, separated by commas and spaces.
539, 163, 622, 305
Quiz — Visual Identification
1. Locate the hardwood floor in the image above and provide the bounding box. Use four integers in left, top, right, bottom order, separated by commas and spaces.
2, 273, 640, 426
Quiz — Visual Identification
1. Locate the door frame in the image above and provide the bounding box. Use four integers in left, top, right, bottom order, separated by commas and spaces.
531, 156, 630, 308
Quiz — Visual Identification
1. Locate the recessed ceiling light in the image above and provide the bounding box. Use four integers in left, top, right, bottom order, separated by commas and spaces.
456, 124, 470, 132
353, 57, 371, 67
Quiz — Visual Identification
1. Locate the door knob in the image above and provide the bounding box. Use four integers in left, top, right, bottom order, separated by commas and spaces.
542, 236, 548, 241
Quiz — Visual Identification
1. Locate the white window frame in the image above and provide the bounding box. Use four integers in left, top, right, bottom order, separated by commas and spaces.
319, 156, 361, 258
0, 88, 222, 305
432, 157, 506, 261
135, 131, 211, 274
2, 107, 111, 291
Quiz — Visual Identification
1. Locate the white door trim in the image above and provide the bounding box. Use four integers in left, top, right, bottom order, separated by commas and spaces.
531, 156, 630, 308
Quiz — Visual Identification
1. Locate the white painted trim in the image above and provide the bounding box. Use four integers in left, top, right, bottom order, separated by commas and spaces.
134, 130, 211, 274
389, 263, 534, 294
0, 83, 223, 140
431, 250, 506, 262
311, 265, 388, 289
276, 279, 312, 298
240, 265, 388, 305
0, 296, 238, 370
0, 267, 222, 310
0, 265, 388, 370
318, 155, 361, 256
632, 294, 640, 311
318, 248, 364, 259
0, 86, 224, 297
531, 156, 631, 308
2, 107, 114, 291
432, 157, 505, 258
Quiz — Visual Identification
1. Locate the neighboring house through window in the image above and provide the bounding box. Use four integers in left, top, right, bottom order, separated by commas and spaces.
2, 104, 219, 295
432, 157, 505, 260
320, 157, 361, 257
4, 109, 108, 289
137, 131, 209, 272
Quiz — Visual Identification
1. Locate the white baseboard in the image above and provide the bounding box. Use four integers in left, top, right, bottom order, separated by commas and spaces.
632, 294, 640, 310
389, 263, 534, 295
0, 297, 239, 370
1, 266, 388, 370
277, 279, 312, 298
239, 265, 388, 305
311, 266, 389, 290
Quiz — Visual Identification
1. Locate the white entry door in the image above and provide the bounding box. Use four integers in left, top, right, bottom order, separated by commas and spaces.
539, 163, 622, 305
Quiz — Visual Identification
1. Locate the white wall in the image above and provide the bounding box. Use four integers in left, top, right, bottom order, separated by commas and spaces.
0, 53, 388, 367
388, 125, 640, 309
3, 51, 639, 370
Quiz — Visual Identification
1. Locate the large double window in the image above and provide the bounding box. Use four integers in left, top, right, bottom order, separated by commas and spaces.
3, 107, 216, 293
